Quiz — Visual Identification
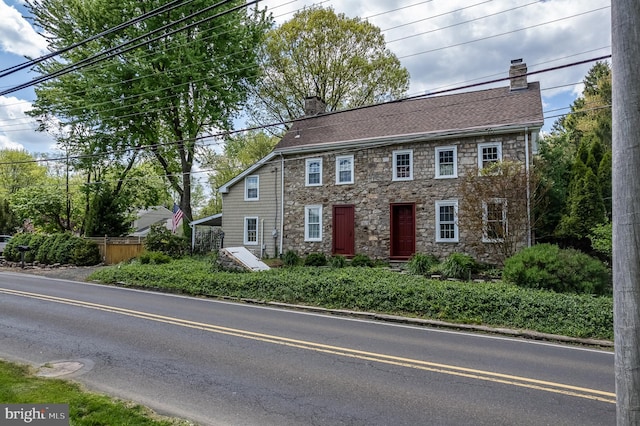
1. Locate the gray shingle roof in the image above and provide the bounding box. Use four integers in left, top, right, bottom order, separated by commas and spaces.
275, 82, 543, 152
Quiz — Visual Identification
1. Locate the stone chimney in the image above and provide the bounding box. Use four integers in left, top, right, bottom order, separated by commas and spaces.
509, 59, 528, 91
304, 96, 326, 116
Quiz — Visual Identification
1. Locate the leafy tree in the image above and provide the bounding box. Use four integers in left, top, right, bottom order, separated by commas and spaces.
10, 181, 67, 233
27, 0, 271, 238
247, 6, 410, 129
0, 150, 47, 198
535, 62, 612, 247
83, 185, 131, 237
534, 131, 575, 239
0, 198, 20, 235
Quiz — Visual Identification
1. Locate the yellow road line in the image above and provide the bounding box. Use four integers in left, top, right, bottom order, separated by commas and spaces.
1, 288, 616, 404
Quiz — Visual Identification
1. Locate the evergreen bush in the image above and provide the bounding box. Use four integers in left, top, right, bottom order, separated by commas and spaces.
282, 250, 300, 266
350, 253, 373, 267
503, 243, 611, 295
70, 238, 101, 266
304, 252, 327, 266
329, 255, 346, 268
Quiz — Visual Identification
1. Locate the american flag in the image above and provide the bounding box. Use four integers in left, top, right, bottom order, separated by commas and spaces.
172, 203, 184, 233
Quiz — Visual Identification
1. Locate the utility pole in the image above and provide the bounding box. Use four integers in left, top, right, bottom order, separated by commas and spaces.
612, 1, 640, 424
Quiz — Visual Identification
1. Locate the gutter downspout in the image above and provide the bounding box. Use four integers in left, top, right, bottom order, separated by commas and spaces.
279, 153, 284, 256
525, 128, 532, 247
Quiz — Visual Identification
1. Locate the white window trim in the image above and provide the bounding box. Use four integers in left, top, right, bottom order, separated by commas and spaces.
482, 198, 508, 243
392, 149, 413, 181
335, 155, 354, 185
477, 142, 502, 171
435, 146, 458, 179
244, 175, 259, 201
305, 158, 323, 186
435, 200, 459, 243
244, 216, 259, 245
304, 205, 323, 242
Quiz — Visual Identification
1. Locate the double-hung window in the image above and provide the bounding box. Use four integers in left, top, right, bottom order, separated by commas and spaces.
244, 217, 258, 245
336, 155, 354, 185
435, 146, 457, 178
393, 150, 413, 181
244, 176, 259, 201
306, 158, 322, 186
477, 142, 502, 171
435, 200, 458, 242
483, 199, 507, 242
305, 205, 322, 241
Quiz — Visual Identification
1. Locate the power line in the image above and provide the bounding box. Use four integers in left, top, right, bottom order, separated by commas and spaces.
398, 6, 610, 60
0, 0, 197, 79
0, 1, 608, 123
0, 56, 611, 167
0, 0, 255, 97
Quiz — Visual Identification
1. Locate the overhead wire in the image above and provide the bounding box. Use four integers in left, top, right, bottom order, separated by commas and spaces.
0, 2, 609, 125
397, 6, 610, 60
0, 1, 612, 184
0, 0, 257, 97
0, 0, 197, 79
0, 55, 612, 168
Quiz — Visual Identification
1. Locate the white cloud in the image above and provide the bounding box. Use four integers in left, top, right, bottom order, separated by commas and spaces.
260, 0, 610, 129
0, 0, 48, 57
0, 95, 57, 152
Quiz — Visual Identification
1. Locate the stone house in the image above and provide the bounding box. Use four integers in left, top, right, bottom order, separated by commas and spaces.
219, 60, 543, 264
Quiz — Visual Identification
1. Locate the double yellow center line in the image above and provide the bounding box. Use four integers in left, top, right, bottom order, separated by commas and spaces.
1, 288, 616, 404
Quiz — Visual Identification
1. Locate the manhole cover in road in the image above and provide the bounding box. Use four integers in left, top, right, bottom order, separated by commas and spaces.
36, 361, 86, 378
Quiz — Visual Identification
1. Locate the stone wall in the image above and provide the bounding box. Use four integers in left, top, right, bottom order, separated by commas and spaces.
281, 132, 530, 264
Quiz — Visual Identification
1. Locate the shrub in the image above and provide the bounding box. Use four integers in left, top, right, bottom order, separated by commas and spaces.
70, 238, 101, 266
282, 250, 300, 267
51, 233, 74, 264
440, 253, 477, 280
329, 255, 346, 268
589, 222, 612, 260
144, 224, 189, 258
139, 251, 172, 265
4, 233, 32, 262
503, 243, 611, 295
35, 235, 57, 264
304, 252, 327, 266
350, 253, 373, 267
407, 253, 439, 275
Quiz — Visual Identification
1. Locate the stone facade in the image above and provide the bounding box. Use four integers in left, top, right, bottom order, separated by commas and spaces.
280, 132, 530, 264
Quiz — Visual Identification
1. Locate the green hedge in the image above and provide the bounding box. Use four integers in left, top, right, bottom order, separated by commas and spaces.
89, 259, 613, 340
5, 233, 101, 266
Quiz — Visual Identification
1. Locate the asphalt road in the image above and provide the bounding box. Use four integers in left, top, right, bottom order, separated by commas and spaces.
0, 272, 615, 425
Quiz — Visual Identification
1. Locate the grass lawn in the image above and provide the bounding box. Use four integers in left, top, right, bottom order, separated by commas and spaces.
0, 360, 191, 425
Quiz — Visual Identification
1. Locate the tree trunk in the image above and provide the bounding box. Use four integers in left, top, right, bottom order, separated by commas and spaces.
612, 1, 640, 424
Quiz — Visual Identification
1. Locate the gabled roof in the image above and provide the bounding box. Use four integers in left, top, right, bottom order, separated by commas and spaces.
275, 82, 543, 152
218, 151, 279, 194
219, 82, 543, 193
190, 213, 222, 227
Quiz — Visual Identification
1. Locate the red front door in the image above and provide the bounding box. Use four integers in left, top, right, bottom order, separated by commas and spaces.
390, 203, 415, 259
333, 205, 355, 256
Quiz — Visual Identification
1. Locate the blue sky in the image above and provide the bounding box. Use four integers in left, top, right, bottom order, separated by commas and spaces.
0, 0, 611, 154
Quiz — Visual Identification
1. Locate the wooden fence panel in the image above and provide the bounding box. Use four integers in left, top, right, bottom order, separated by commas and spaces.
88, 237, 145, 265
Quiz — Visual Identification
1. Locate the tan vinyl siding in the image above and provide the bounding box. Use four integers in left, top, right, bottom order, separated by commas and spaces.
221, 160, 282, 258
